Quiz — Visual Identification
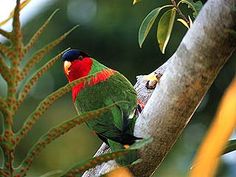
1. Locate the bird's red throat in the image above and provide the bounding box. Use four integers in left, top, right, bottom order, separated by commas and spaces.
65, 57, 116, 102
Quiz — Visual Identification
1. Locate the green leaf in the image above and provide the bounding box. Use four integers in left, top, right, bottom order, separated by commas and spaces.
177, 18, 189, 29
138, 5, 173, 48
178, 0, 203, 18
133, 0, 141, 5
157, 8, 176, 54
223, 139, 236, 154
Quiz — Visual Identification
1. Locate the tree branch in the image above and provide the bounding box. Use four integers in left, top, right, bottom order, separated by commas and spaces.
82, 0, 236, 176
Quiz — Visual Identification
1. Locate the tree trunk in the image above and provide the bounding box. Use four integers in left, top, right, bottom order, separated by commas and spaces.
82, 0, 236, 176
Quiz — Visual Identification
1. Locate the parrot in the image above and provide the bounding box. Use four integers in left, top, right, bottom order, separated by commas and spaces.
62, 49, 141, 165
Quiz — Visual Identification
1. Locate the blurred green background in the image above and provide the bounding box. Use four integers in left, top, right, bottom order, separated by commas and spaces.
0, 0, 236, 176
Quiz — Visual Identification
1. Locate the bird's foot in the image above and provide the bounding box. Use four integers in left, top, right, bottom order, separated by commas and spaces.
123, 144, 130, 149
145, 72, 160, 89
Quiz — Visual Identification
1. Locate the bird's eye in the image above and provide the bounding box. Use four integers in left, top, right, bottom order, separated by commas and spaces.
78, 55, 83, 60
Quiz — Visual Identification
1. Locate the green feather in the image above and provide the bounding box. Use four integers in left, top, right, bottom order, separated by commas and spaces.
74, 58, 138, 165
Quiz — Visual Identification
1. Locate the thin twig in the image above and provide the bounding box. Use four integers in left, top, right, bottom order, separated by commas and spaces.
171, 0, 190, 25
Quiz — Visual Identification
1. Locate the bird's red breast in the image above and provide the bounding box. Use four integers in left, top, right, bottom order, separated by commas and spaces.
64, 57, 116, 102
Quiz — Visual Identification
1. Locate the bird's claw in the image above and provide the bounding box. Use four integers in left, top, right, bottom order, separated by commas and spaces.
145, 72, 161, 89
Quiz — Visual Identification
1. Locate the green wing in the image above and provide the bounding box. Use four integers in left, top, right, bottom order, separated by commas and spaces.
74, 72, 137, 144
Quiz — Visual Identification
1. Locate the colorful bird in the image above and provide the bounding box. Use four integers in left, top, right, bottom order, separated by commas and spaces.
62, 49, 141, 164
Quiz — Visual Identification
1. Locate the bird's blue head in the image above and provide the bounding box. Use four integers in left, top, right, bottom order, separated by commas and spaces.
62, 49, 89, 61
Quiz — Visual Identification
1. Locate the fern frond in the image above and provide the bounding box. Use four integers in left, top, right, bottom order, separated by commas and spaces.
62, 138, 152, 177
21, 25, 78, 80
0, 57, 10, 82
0, 98, 8, 113
17, 102, 127, 177
24, 9, 59, 54
13, 0, 22, 39
13, 0, 24, 60
0, 169, 10, 177
16, 72, 97, 144
39, 170, 63, 177
0, 44, 15, 59
17, 49, 68, 108
0, 97, 11, 122
62, 151, 130, 176
0, 29, 12, 40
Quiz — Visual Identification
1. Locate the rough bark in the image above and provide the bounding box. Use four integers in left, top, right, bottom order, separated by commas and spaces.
82, 0, 236, 176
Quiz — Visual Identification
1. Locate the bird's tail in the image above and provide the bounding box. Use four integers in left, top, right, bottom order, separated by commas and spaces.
108, 139, 139, 166
109, 116, 142, 166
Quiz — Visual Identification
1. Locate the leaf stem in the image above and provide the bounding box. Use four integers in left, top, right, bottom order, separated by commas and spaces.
171, 0, 190, 25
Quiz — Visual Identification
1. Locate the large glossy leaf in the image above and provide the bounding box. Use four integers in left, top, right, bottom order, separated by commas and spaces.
157, 8, 176, 54
138, 5, 173, 48
223, 139, 236, 154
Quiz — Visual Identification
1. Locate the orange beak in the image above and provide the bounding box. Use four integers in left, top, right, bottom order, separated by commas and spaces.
64, 61, 71, 76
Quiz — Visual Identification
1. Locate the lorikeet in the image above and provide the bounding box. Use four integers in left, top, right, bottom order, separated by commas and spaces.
62, 49, 141, 164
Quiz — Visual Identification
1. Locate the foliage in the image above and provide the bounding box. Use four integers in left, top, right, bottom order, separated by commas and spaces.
0, 1, 150, 176
0, 0, 31, 26
137, 0, 203, 53
224, 139, 236, 154
62, 138, 152, 177
189, 77, 236, 177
